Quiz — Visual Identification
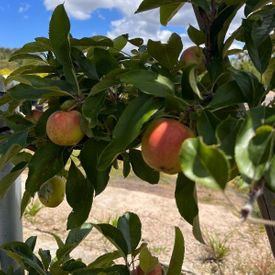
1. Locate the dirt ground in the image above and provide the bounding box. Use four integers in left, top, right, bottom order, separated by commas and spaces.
21, 171, 275, 275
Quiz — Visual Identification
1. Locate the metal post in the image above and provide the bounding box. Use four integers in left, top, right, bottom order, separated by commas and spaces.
0, 88, 24, 273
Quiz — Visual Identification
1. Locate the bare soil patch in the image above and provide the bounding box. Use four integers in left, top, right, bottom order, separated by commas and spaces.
22, 172, 275, 274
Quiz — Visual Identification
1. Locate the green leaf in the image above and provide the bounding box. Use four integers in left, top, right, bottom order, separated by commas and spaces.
216, 116, 242, 157
212, 3, 243, 51
147, 33, 182, 69
88, 251, 121, 269
129, 149, 160, 184
89, 68, 124, 96
0, 161, 27, 199
139, 246, 159, 273
231, 70, 265, 108
120, 70, 174, 97
0, 93, 11, 107
223, 27, 243, 56
235, 107, 275, 182
128, 38, 144, 47
122, 153, 131, 178
167, 227, 185, 275
242, 6, 275, 73
62, 259, 86, 272
245, 6, 275, 46
9, 40, 51, 56
1, 242, 46, 275
9, 84, 72, 101
8, 75, 72, 92
175, 173, 204, 243
117, 212, 142, 254
49, 4, 79, 91
9, 53, 45, 63
98, 96, 162, 170
263, 57, 275, 89
248, 125, 274, 166
8, 64, 56, 77
196, 110, 220, 145
66, 223, 93, 245
21, 190, 31, 216
112, 34, 128, 52
0, 131, 28, 169
71, 48, 98, 80
82, 94, 106, 128
94, 48, 118, 77
25, 143, 65, 196
180, 138, 230, 189
71, 36, 113, 48
136, 0, 185, 13
38, 249, 51, 271
187, 25, 205, 45
25, 236, 37, 252
80, 139, 111, 195
66, 162, 94, 229
93, 224, 129, 258
245, 0, 271, 16
181, 64, 203, 100
208, 81, 244, 110
160, 3, 184, 26
3, 113, 32, 132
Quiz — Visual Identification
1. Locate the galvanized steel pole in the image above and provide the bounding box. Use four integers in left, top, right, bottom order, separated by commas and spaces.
0, 89, 24, 273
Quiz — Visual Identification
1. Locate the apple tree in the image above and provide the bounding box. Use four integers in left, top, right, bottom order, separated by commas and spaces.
0, 0, 274, 274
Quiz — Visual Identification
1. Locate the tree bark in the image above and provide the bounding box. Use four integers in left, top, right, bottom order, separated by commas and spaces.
257, 187, 275, 257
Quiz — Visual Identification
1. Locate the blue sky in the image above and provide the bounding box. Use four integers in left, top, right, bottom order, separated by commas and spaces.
0, 1, 124, 48
0, 0, 243, 49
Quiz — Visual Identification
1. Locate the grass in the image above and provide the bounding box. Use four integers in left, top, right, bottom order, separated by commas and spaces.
203, 232, 231, 263
235, 253, 275, 275
95, 214, 120, 227
149, 245, 168, 256
24, 198, 43, 222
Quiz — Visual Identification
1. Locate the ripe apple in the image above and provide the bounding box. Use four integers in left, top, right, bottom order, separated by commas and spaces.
46, 110, 85, 146
133, 263, 163, 275
180, 46, 205, 73
141, 118, 194, 174
38, 176, 66, 208
26, 110, 43, 123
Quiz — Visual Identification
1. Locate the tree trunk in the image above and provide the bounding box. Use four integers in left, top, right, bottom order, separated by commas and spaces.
257, 187, 275, 257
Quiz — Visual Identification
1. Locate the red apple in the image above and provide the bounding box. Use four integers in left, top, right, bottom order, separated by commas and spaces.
180, 46, 205, 73
133, 263, 163, 275
141, 118, 194, 174
46, 110, 85, 146
26, 110, 43, 123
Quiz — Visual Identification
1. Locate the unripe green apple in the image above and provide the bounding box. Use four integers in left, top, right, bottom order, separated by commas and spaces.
46, 110, 85, 146
38, 176, 66, 208
180, 46, 205, 73
141, 118, 194, 175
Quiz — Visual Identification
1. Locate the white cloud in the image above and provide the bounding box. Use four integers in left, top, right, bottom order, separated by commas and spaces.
43, 0, 244, 47
18, 3, 30, 13
43, 0, 140, 20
